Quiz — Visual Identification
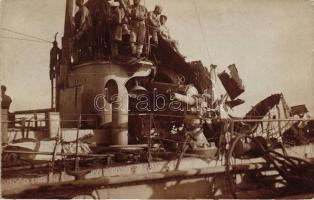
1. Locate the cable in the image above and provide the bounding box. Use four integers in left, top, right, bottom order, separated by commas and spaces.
0, 27, 52, 43
0, 35, 51, 44
191, 0, 226, 98
192, 0, 213, 64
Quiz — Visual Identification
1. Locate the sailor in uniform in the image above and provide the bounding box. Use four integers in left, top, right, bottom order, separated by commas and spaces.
128, 0, 147, 58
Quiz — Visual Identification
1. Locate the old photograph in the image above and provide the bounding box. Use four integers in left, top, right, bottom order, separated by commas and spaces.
0, 0, 313, 198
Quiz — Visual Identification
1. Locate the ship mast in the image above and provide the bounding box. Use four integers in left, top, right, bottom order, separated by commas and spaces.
62, 0, 74, 65
55, 0, 74, 111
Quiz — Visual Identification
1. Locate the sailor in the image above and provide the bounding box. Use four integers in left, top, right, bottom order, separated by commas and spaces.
49, 39, 62, 80
147, 5, 162, 45
90, 0, 109, 57
1, 85, 12, 110
159, 15, 185, 58
74, 0, 93, 61
108, 0, 129, 58
128, 0, 147, 58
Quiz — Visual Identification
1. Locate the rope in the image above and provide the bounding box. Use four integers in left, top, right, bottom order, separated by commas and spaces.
0, 27, 52, 43
0, 35, 51, 44
192, 0, 213, 64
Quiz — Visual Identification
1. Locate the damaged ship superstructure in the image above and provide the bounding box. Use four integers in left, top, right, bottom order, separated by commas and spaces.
1, 0, 314, 199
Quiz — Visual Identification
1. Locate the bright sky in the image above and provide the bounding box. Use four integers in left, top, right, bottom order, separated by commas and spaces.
0, 0, 313, 116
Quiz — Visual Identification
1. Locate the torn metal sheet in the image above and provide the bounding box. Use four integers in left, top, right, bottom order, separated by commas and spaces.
218, 64, 245, 100
152, 36, 212, 93
290, 105, 308, 116
245, 94, 282, 119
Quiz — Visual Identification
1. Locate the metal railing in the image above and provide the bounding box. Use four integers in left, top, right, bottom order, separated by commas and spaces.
1, 112, 313, 176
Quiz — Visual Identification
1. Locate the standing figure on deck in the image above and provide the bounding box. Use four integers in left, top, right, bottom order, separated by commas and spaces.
49, 36, 62, 109
1, 85, 12, 111
108, 0, 129, 58
74, 0, 93, 61
89, 0, 110, 58
129, 0, 147, 58
147, 5, 162, 45
49, 37, 62, 80
159, 15, 185, 58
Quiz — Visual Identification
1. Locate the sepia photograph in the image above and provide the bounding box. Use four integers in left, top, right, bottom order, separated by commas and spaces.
0, 0, 313, 198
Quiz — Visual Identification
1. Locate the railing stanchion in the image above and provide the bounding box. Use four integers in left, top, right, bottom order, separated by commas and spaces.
75, 115, 81, 171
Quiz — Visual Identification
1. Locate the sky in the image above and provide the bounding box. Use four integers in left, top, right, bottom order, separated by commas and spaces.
0, 0, 313, 116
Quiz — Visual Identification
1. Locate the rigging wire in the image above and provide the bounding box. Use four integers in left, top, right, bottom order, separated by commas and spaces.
0, 27, 52, 43
192, 0, 226, 98
192, 0, 213, 64
0, 35, 51, 44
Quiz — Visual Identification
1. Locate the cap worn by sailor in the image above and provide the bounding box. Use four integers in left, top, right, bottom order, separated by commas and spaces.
154, 5, 163, 13
108, 0, 120, 7
1, 85, 6, 92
